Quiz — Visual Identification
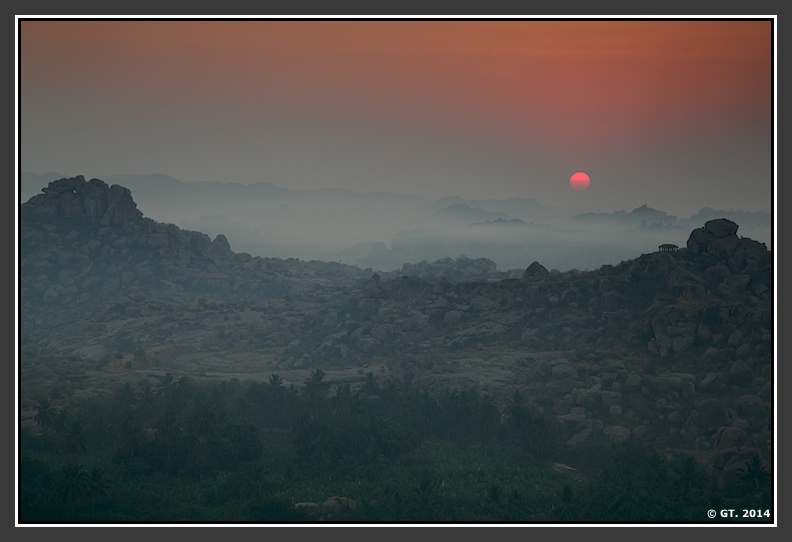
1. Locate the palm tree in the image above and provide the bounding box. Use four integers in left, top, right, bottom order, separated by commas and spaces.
52, 406, 72, 435
554, 484, 577, 521
33, 397, 58, 452
449, 388, 478, 442
240, 464, 273, 501
200, 401, 224, 435
353, 447, 391, 481
186, 436, 217, 478
84, 467, 110, 516
503, 390, 560, 460
411, 388, 439, 440
34, 397, 58, 434
349, 389, 366, 416
56, 463, 89, 520
479, 481, 507, 518
154, 413, 183, 473
268, 373, 283, 389
115, 382, 138, 407
408, 469, 441, 521
60, 418, 87, 456
156, 372, 176, 400
304, 368, 328, 394
361, 371, 379, 398
330, 383, 352, 412
739, 456, 772, 504
302, 368, 329, 419
474, 393, 502, 444
113, 418, 146, 465
503, 390, 529, 443
671, 453, 709, 499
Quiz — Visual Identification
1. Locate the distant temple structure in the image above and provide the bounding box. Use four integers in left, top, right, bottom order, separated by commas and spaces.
658, 243, 678, 252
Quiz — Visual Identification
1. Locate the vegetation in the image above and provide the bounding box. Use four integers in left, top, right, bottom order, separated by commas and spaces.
18, 370, 772, 524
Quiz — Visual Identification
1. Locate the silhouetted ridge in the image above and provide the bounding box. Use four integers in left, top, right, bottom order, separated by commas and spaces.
21, 175, 144, 226
20, 176, 371, 327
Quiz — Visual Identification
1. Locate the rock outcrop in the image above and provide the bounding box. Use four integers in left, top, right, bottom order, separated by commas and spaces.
21, 175, 144, 226
20, 176, 371, 332
687, 218, 771, 277
524, 261, 550, 280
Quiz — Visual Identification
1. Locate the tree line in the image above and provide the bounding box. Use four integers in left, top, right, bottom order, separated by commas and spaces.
19, 369, 772, 523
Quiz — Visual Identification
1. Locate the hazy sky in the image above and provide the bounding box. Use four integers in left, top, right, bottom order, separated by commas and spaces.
18, 17, 774, 217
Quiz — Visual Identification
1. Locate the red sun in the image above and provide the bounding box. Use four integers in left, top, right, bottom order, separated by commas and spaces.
569, 171, 591, 191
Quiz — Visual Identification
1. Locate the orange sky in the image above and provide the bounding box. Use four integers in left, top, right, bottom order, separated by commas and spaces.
18, 18, 774, 215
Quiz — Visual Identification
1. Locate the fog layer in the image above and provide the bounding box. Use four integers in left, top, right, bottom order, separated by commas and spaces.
20, 172, 772, 273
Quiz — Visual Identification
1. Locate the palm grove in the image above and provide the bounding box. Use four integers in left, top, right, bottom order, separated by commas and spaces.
20, 366, 770, 523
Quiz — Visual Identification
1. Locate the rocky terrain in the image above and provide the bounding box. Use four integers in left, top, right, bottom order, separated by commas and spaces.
19, 176, 774, 490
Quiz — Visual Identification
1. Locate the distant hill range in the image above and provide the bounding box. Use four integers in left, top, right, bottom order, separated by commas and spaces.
569, 203, 771, 241
20, 171, 771, 274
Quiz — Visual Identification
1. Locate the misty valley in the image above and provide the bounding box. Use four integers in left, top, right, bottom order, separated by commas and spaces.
20, 172, 772, 275
18, 176, 773, 524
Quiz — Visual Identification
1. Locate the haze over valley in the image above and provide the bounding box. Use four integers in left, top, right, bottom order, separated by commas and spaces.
20, 171, 772, 275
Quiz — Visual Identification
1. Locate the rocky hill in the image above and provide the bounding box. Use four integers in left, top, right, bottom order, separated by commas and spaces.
20, 176, 370, 327
19, 176, 774, 491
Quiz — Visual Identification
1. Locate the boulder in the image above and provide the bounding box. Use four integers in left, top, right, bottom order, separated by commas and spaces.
320, 496, 358, 519
602, 425, 632, 443
692, 398, 733, 433
686, 218, 740, 257
728, 359, 754, 383
524, 261, 549, 280
712, 425, 749, 451
713, 447, 765, 490
686, 227, 714, 254
705, 218, 739, 239
733, 394, 768, 427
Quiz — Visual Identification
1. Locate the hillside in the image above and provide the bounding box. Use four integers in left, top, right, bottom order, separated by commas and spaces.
18, 176, 774, 520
